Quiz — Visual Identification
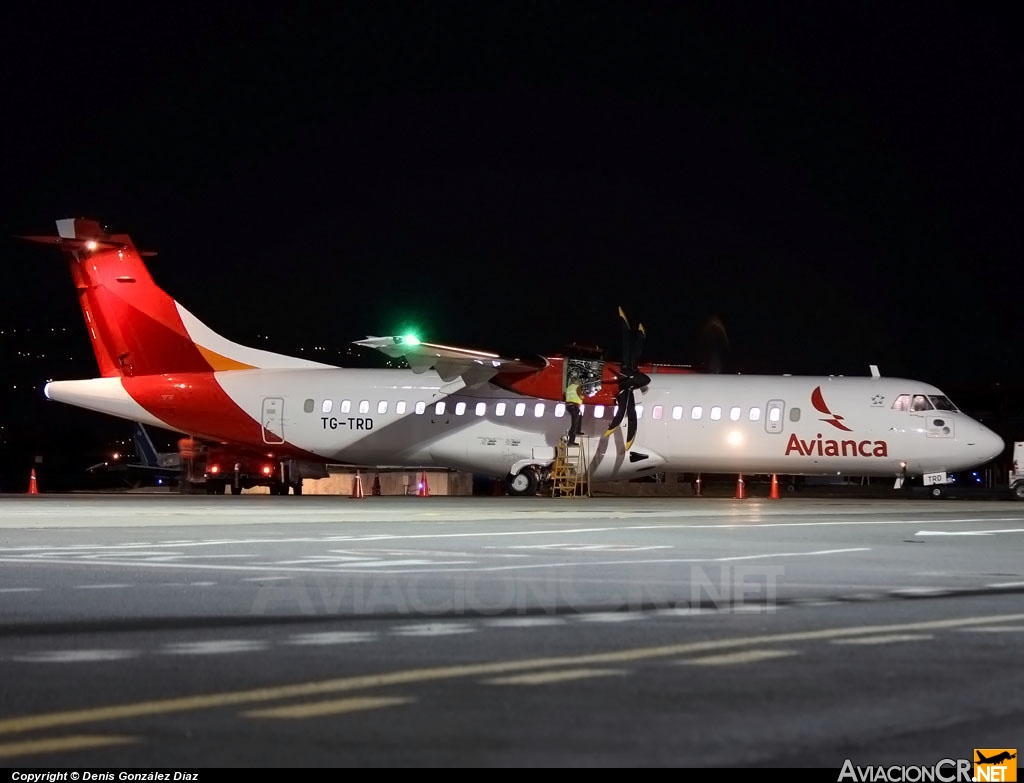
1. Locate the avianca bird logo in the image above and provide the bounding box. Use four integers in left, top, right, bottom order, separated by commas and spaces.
811, 386, 853, 431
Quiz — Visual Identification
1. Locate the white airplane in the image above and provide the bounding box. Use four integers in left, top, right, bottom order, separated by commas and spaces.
22, 218, 1005, 496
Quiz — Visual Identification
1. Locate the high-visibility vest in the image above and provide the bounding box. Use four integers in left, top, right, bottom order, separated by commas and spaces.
565, 384, 583, 405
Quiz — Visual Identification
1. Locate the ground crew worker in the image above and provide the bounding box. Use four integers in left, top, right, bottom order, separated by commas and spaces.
564, 377, 583, 445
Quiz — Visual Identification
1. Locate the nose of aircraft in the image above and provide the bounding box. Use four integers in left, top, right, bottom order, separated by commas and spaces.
970, 421, 1006, 463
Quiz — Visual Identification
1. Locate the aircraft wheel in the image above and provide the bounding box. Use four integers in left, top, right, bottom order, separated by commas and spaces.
929, 486, 945, 499
1012, 482, 1024, 501
230, 484, 242, 495
292, 482, 303, 496
506, 467, 539, 497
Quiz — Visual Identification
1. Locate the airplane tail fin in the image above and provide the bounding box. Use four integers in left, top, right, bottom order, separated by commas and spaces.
19, 218, 334, 377
132, 423, 160, 468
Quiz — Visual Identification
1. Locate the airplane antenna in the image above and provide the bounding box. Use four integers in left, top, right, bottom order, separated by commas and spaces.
869, 364, 880, 378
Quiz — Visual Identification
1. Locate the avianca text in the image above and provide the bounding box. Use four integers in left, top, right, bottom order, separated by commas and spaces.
786, 433, 889, 457
321, 417, 374, 430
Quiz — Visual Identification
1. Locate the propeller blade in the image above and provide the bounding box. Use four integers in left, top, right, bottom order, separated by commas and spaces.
619, 307, 632, 369
624, 391, 638, 451
603, 390, 628, 437
631, 322, 646, 374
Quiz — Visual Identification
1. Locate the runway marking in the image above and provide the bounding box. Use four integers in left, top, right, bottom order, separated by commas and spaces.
5, 515, 1012, 552
958, 626, 1024, 633
676, 649, 798, 666
242, 576, 292, 582
243, 696, 412, 719
389, 623, 475, 637
483, 668, 627, 686
575, 612, 648, 623
160, 640, 270, 655
284, 632, 377, 645
2, 612, 1022, 736
914, 529, 1024, 537
11, 649, 138, 663
0, 547, 870, 575
888, 587, 954, 597
73, 584, 133, 590
0, 587, 41, 593
831, 634, 933, 645
0, 734, 136, 760
483, 617, 566, 628
986, 581, 1024, 589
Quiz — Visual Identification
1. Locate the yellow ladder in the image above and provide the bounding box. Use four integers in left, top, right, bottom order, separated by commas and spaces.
551, 438, 589, 497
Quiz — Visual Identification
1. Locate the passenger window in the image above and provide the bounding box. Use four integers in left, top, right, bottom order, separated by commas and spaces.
434, 401, 446, 415
653, 405, 663, 420
495, 402, 506, 416
303, 399, 314, 413
710, 406, 721, 421
691, 406, 703, 420
396, 401, 407, 415
359, 400, 370, 414
555, 403, 566, 417
322, 400, 333, 414
789, 407, 801, 422
672, 405, 683, 420
415, 401, 426, 414
636, 405, 644, 419
455, 402, 466, 415
749, 408, 761, 421
475, 402, 486, 416
593, 405, 605, 418
911, 394, 932, 411
341, 400, 352, 414
768, 407, 781, 422
377, 401, 388, 414
534, 402, 545, 417
729, 406, 741, 421
514, 402, 526, 417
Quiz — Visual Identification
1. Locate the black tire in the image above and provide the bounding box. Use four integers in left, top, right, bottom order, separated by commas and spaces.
1013, 482, 1024, 501
292, 481, 303, 496
506, 467, 539, 497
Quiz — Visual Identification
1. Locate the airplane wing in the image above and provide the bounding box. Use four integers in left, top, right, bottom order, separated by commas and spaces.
354, 336, 548, 387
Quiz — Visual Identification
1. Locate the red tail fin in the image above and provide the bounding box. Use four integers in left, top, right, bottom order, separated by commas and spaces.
20, 218, 333, 377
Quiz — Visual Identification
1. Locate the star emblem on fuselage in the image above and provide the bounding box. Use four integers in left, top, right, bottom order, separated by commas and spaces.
871, 394, 885, 406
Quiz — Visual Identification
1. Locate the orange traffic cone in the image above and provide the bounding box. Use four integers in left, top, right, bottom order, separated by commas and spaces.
28, 468, 39, 495
735, 473, 746, 499
417, 471, 430, 497
351, 471, 365, 498
769, 474, 780, 499
371, 473, 382, 496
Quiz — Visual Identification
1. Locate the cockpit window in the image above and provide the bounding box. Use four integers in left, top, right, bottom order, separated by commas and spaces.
892, 394, 910, 411
928, 395, 958, 411
910, 394, 932, 411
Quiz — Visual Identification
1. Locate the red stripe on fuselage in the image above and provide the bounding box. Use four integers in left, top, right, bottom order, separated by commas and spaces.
121, 373, 322, 461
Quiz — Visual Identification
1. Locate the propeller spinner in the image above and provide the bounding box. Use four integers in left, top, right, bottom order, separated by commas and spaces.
604, 307, 651, 450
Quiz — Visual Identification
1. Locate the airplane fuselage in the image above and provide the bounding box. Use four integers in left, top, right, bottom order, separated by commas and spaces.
44, 369, 1004, 482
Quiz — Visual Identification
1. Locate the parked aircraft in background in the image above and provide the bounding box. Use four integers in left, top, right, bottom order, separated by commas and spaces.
23, 218, 1006, 496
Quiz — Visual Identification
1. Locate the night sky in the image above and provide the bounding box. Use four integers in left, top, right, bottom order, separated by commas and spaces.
1, 4, 1021, 483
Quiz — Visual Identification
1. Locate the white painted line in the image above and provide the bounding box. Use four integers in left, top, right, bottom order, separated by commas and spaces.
651, 607, 719, 616
284, 632, 377, 645
73, 584, 133, 590
483, 617, 566, 628
986, 581, 1024, 589
888, 587, 954, 597
957, 625, 1024, 633
241, 576, 292, 582
914, 529, 1024, 537
389, 623, 475, 637
574, 612, 648, 623
11, 650, 138, 663
188, 582, 217, 587
160, 640, 270, 655
0, 588, 41, 594
831, 634, 933, 645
